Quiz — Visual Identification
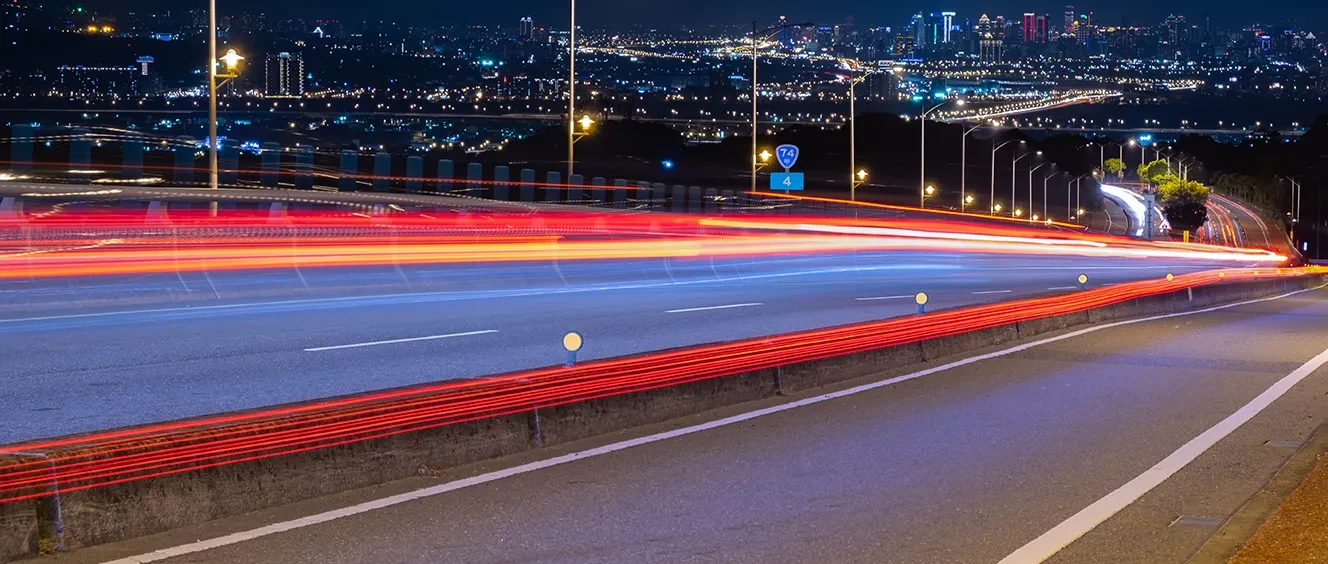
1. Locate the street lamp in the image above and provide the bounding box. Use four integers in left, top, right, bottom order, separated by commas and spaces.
749, 21, 812, 193
1012, 150, 1040, 217
568, 0, 577, 179
852, 168, 869, 196
847, 61, 875, 201
1070, 174, 1090, 222
963, 193, 975, 210
991, 140, 1023, 216
960, 123, 983, 214
922, 184, 937, 208
921, 98, 964, 207
992, 203, 1003, 214
1045, 171, 1069, 221
209, 39, 243, 199
1029, 162, 1051, 221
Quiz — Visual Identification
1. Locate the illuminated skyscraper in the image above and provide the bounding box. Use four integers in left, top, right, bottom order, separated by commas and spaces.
1036, 14, 1048, 43
264, 52, 304, 98
519, 16, 533, 41
941, 12, 955, 43
1023, 13, 1035, 42
1064, 6, 1075, 34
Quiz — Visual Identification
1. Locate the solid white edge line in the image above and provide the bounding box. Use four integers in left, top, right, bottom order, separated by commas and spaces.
973, 289, 1015, 295
100, 284, 1325, 564
999, 340, 1328, 564
665, 303, 763, 314
854, 295, 914, 301
303, 330, 498, 352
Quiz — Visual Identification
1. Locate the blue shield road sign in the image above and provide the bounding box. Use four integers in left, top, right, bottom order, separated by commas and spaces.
775, 144, 800, 170
770, 172, 804, 191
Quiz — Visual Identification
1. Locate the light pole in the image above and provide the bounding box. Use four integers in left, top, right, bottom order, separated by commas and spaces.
568, 0, 576, 179
1012, 150, 1040, 217
750, 21, 811, 193
921, 98, 963, 207
1045, 171, 1068, 221
991, 140, 1023, 215
960, 123, 982, 213
848, 61, 875, 201
922, 184, 937, 208
1070, 174, 1089, 221
1177, 157, 1197, 181
1029, 162, 1050, 221
208, 0, 217, 194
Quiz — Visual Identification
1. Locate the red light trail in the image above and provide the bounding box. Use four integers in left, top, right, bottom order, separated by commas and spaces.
0, 209, 1287, 282
0, 265, 1321, 503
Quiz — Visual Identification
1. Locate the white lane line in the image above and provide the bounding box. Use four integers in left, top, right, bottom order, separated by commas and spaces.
665, 303, 763, 314
99, 285, 1325, 564
854, 295, 915, 301
1047, 286, 1079, 291
1000, 342, 1328, 564
973, 289, 1014, 295
303, 330, 498, 352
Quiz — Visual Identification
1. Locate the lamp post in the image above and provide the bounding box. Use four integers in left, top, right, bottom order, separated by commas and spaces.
921, 98, 963, 207
922, 184, 937, 208
568, 0, 576, 179
1045, 171, 1068, 221
991, 140, 1023, 215
848, 61, 875, 201
1029, 162, 1050, 221
749, 21, 811, 193
1012, 150, 1040, 217
1070, 174, 1089, 221
960, 123, 982, 213
1177, 156, 1197, 181
208, 9, 242, 204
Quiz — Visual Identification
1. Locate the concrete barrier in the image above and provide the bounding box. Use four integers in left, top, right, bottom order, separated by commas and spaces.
1, 274, 1323, 560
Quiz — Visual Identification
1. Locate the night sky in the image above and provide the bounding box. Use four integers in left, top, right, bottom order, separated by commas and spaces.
94, 0, 1323, 29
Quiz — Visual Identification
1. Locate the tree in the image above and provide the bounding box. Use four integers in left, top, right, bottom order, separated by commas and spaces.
1137, 159, 1171, 184
1103, 158, 1125, 178
1156, 175, 1212, 232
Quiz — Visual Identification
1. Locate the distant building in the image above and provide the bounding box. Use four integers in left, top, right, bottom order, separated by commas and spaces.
264, 51, 304, 98
1064, 6, 1075, 34
135, 56, 161, 96
56, 65, 138, 98
941, 12, 955, 43
980, 32, 1004, 63
518, 16, 533, 41
1023, 13, 1035, 42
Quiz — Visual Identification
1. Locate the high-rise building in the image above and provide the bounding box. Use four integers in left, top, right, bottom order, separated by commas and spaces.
911, 13, 925, 50
1022, 13, 1035, 42
1035, 15, 1048, 43
980, 32, 1004, 63
941, 12, 955, 43
1064, 6, 1075, 34
264, 52, 304, 98
518, 16, 533, 41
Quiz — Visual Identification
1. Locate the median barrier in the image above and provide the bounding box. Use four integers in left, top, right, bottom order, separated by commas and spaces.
0, 272, 1323, 561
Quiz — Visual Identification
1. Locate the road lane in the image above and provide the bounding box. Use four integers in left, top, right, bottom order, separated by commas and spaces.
0, 251, 1263, 443
84, 287, 1328, 564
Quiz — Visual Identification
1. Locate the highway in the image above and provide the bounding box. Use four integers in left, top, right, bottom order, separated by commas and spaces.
0, 250, 1257, 444
76, 281, 1328, 564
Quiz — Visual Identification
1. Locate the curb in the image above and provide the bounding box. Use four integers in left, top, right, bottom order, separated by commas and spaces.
1186, 424, 1328, 564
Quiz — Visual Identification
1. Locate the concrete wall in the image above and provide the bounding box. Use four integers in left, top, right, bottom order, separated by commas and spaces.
1, 274, 1322, 561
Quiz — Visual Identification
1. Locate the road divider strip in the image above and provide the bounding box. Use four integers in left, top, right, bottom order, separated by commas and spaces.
303, 330, 499, 352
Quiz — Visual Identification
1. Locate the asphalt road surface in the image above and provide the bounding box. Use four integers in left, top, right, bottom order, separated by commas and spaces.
0, 250, 1256, 444
71, 284, 1328, 564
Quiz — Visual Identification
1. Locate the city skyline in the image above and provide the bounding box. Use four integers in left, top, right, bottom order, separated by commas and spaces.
70, 0, 1328, 29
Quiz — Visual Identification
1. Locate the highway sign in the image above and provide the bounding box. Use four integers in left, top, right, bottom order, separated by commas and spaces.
770, 172, 804, 191
775, 144, 800, 170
